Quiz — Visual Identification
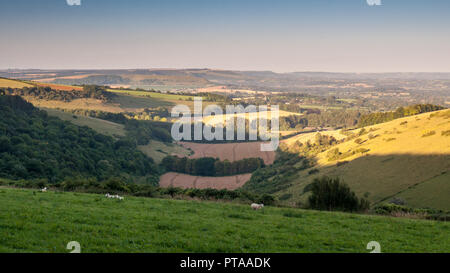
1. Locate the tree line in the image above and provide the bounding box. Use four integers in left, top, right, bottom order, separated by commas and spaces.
0, 85, 115, 102
358, 104, 445, 127
0, 176, 275, 205
161, 156, 265, 176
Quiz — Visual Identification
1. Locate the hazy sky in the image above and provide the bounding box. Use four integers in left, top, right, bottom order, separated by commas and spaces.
1, 0, 450, 72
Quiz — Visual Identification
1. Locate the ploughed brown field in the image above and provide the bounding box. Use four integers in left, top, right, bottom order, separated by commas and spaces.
35, 82, 83, 91
179, 142, 276, 165
159, 172, 252, 190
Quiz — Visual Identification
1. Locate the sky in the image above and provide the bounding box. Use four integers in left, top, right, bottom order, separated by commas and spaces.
1, 0, 450, 73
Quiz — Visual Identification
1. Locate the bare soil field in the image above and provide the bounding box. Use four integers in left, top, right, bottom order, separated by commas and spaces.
35, 83, 83, 91
159, 172, 252, 190
180, 142, 276, 165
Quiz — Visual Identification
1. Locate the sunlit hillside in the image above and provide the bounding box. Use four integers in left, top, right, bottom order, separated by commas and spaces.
278, 110, 450, 210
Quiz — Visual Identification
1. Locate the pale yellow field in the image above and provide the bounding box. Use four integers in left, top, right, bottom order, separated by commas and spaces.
202, 109, 301, 125
196, 85, 276, 95
277, 109, 450, 210
0, 78, 33, 88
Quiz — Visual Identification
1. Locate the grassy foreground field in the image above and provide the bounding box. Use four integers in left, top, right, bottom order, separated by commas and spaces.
0, 187, 448, 253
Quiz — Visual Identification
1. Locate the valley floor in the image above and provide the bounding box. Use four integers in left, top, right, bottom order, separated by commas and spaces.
0, 188, 448, 253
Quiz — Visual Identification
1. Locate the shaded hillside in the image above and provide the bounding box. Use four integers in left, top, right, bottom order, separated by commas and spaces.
0, 95, 160, 183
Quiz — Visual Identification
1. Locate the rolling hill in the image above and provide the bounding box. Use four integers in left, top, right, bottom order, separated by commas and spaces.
275, 110, 450, 210
0, 78, 33, 88
0, 187, 448, 253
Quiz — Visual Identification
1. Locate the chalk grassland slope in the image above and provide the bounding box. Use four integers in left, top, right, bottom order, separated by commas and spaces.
159, 173, 252, 190
137, 140, 191, 164
278, 110, 450, 210
44, 108, 126, 138
0, 78, 33, 88
180, 142, 276, 165
0, 188, 448, 253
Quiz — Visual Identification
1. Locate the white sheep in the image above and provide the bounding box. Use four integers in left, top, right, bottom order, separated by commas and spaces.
105, 193, 124, 200
41, 187, 48, 192
251, 203, 264, 210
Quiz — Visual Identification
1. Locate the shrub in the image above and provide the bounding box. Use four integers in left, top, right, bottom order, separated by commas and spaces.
422, 131, 436, 137
441, 130, 450, 136
389, 197, 407, 206
354, 138, 363, 144
258, 194, 275, 206
308, 176, 370, 212
279, 193, 292, 201
336, 161, 349, 167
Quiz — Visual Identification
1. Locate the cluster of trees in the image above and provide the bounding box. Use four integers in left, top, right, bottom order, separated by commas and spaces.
285, 133, 339, 157
197, 92, 232, 103
358, 104, 445, 127
124, 107, 170, 121
307, 176, 370, 212
279, 110, 361, 131
161, 156, 265, 176
0, 95, 160, 183
0, 85, 115, 102
81, 85, 116, 101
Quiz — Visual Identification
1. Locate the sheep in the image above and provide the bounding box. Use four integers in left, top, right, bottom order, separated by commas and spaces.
41, 187, 48, 192
105, 193, 124, 200
251, 203, 264, 210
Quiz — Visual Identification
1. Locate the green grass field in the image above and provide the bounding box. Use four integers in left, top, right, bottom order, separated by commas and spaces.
108, 89, 196, 101
44, 108, 126, 138
138, 140, 191, 163
0, 187, 448, 253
